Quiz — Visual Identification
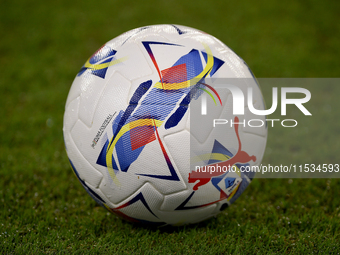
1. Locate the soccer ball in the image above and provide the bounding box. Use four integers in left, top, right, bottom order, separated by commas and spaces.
63, 24, 267, 225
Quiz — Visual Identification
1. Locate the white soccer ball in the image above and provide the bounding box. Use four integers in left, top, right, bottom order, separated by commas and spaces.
63, 24, 267, 225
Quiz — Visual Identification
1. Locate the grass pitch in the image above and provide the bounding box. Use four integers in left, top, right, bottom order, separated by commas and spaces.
1, 0, 340, 253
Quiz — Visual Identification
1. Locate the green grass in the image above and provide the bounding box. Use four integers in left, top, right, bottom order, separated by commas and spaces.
1, 0, 340, 253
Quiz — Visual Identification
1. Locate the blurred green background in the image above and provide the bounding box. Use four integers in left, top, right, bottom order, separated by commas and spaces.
1, 0, 339, 253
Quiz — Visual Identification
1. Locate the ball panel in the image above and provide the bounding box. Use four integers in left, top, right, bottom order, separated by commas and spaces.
63, 96, 80, 136
112, 182, 164, 223
65, 131, 103, 188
